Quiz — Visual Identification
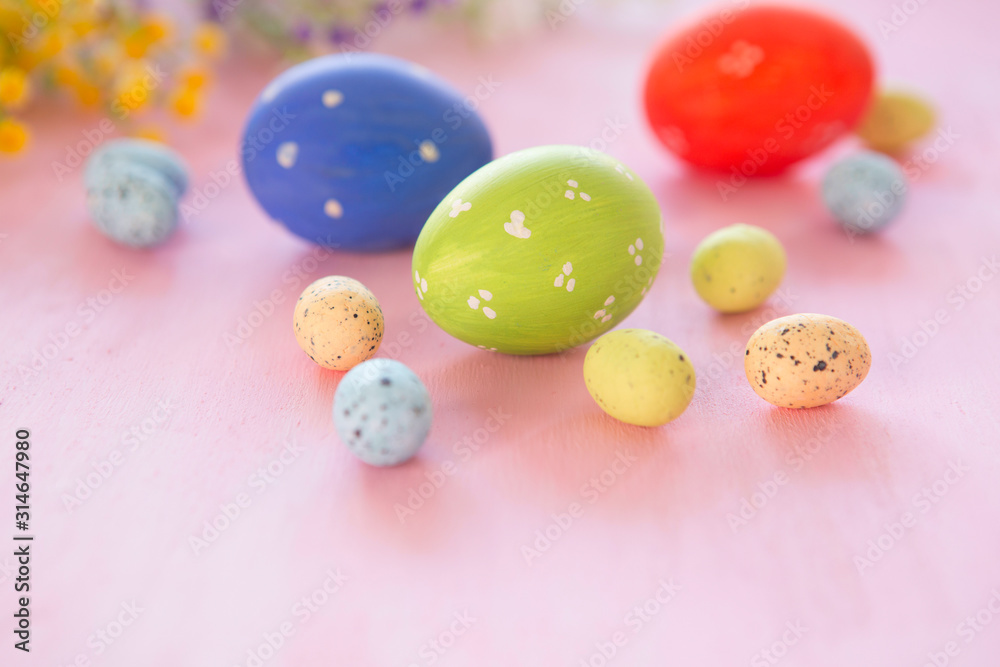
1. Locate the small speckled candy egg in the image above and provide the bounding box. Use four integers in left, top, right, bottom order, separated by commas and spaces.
85, 138, 189, 197
333, 359, 432, 466
822, 151, 907, 235
293, 276, 384, 371
856, 90, 936, 154
690, 224, 786, 313
744, 313, 871, 409
584, 329, 696, 426
86, 162, 179, 247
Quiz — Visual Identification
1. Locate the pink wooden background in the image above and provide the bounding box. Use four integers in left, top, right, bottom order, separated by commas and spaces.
3, 0, 1000, 665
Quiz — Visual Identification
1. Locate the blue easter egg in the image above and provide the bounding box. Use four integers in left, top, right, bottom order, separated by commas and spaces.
822, 151, 907, 234
86, 162, 179, 247
333, 359, 433, 466
241, 54, 493, 251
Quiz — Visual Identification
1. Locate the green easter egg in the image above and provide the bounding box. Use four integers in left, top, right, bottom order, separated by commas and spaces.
413, 145, 664, 355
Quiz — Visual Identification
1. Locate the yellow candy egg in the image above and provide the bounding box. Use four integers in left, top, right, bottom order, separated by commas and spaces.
856, 90, 936, 154
293, 276, 384, 371
744, 313, 871, 409
690, 224, 786, 313
584, 329, 696, 426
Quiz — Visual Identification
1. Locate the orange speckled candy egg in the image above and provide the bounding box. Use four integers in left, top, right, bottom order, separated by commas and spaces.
293, 276, 384, 371
644, 4, 875, 175
744, 314, 871, 408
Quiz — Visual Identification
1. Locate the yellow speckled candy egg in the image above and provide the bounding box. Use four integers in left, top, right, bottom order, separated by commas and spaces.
690, 224, 786, 313
856, 90, 936, 154
745, 314, 871, 409
293, 276, 384, 370
584, 329, 696, 426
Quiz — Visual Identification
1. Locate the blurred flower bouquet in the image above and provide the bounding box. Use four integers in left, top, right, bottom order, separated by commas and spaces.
0, 0, 226, 155
205, 0, 562, 59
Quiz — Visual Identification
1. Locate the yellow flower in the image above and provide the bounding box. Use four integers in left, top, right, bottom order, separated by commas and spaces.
34, 27, 66, 59
123, 14, 174, 58
93, 42, 124, 79
132, 125, 167, 143
0, 118, 29, 154
70, 18, 97, 38
0, 8, 23, 35
0, 67, 31, 109
114, 60, 155, 113
27, 0, 61, 20
170, 86, 200, 118
178, 65, 210, 90
74, 81, 102, 108
53, 62, 81, 88
143, 14, 174, 43
193, 23, 227, 60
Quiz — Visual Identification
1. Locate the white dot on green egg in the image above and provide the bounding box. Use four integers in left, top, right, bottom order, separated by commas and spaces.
635, 255, 643, 266
601, 314, 613, 323
415, 270, 420, 282
566, 278, 576, 292
421, 279, 428, 292
419, 141, 439, 163
604, 295, 615, 306
478, 289, 492, 300
636, 238, 644, 250
483, 307, 496, 319
594, 309, 606, 319
628, 244, 636, 255
277, 142, 298, 168
324, 199, 343, 219
322, 90, 344, 108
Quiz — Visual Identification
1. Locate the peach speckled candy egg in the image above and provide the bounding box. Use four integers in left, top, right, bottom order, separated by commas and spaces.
744, 314, 871, 408
293, 276, 384, 370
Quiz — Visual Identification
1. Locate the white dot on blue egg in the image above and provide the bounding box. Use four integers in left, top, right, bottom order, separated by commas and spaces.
419, 141, 439, 163
276, 142, 298, 169
322, 90, 343, 108
324, 199, 343, 219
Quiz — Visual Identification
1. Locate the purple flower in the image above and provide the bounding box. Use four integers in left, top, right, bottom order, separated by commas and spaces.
292, 22, 312, 42
328, 25, 353, 44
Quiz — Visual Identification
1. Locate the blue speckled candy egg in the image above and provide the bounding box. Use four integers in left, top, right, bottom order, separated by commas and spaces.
241, 53, 493, 251
85, 138, 189, 198
333, 359, 433, 466
822, 151, 907, 234
86, 162, 179, 247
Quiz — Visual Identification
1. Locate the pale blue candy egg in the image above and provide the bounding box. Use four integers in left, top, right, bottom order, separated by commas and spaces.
241, 53, 493, 251
822, 151, 907, 234
333, 359, 432, 466
85, 139, 189, 198
86, 163, 178, 247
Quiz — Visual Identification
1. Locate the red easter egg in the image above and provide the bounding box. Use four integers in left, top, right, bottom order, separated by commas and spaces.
644, 4, 875, 175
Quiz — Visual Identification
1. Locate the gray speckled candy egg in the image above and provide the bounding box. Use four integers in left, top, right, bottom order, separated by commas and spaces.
86, 162, 179, 248
821, 150, 907, 234
745, 313, 871, 409
85, 138, 189, 198
333, 359, 433, 466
